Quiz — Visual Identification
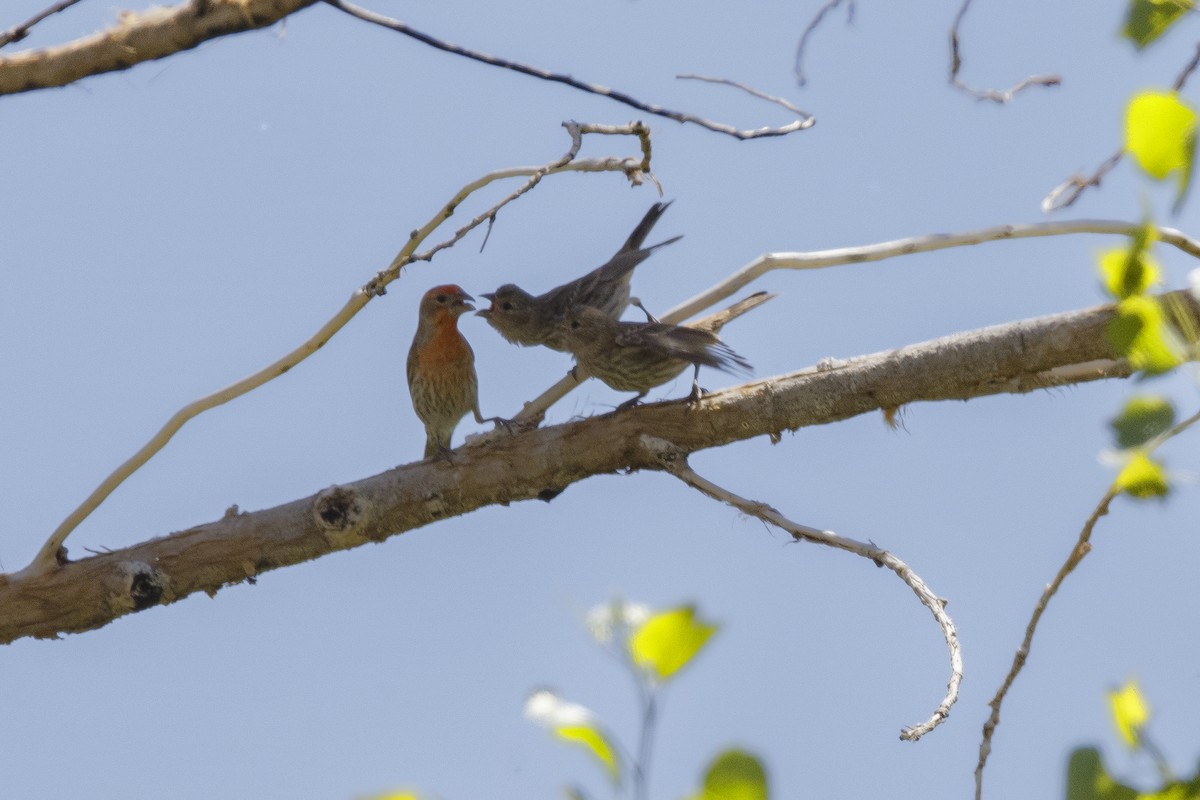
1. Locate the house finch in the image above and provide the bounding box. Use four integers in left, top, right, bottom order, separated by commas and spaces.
407, 284, 507, 459
560, 293, 767, 409
478, 202, 682, 351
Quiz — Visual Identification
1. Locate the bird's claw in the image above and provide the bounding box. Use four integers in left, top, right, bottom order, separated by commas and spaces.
489, 416, 517, 434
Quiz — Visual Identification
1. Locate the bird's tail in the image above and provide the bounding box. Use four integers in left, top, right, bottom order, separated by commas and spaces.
686, 291, 777, 334
707, 341, 753, 376
619, 201, 683, 254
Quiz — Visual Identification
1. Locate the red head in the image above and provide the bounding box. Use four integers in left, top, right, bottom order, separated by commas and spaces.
418, 284, 475, 323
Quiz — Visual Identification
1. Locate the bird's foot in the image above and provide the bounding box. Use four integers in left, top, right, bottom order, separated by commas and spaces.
630, 297, 660, 324
616, 392, 649, 412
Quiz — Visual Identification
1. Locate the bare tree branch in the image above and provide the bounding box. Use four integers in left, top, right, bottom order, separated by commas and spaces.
3, 291, 1197, 644
0, 0, 85, 49
793, 0, 856, 86
17, 122, 650, 578
1041, 150, 1126, 213
323, 0, 813, 140
949, 0, 1061, 103
676, 72, 815, 127
973, 406, 1200, 799
0, 0, 318, 95
659, 448, 961, 740
516, 219, 1200, 423
1173, 41, 1200, 91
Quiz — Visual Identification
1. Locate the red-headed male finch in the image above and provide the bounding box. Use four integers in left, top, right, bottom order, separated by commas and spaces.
558, 291, 773, 410
478, 201, 682, 351
407, 285, 508, 460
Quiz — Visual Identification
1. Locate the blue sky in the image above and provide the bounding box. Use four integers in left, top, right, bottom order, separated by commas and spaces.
3, 0, 1199, 798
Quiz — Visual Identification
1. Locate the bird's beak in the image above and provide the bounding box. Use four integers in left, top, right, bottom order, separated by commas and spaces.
476, 291, 495, 316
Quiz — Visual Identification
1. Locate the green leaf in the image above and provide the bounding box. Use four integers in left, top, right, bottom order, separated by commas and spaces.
1098, 225, 1161, 300
1110, 395, 1176, 448
1113, 452, 1170, 499
1125, 90, 1198, 207
1109, 679, 1151, 748
1122, 0, 1194, 49
695, 749, 769, 800
1065, 747, 1139, 800
524, 690, 620, 784
1106, 295, 1185, 374
628, 606, 718, 682
555, 726, 619, 782
1140, 780, 1200, 800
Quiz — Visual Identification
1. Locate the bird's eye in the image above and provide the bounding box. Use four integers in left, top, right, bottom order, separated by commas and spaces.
435, 294, 448, 303
570, 320, 581, 330
501, 302, 513, 311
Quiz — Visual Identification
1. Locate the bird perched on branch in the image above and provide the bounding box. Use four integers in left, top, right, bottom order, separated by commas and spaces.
407, 284, 508, 459
559, 292, 772, 409
478, 202, 682, 351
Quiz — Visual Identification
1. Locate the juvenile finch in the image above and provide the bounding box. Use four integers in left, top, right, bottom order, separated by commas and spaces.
478, 202, 682, 351
559, 297, 760, 409
407, 284, 507, 460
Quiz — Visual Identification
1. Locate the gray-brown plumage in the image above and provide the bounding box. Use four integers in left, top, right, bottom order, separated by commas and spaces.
478, 202, 682, 351
560, 293, 770, 409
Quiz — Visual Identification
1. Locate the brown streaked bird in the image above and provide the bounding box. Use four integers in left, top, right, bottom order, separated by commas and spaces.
407, 284, 508, 460
478, 202, 682, 351
559, 294, 769, 410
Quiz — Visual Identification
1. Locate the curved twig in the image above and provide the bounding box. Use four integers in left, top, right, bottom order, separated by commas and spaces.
949, 0, 1060, 103
793, 0, 856, 86
0, 0, 84, 49
18, 122, 651, 577
676, 72, 814, 127
973, 407, 1200, 799
323, 0, 812, 140
1041, 150, 1126, 213
654, 443, 960, 740
516, 219, 1200, 423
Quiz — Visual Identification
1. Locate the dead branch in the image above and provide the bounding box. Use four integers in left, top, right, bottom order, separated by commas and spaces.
949, 0, 1061, 103
793, 0, 856, 86
3, 290, 1197, 644
0, 0, 318, 95
658, 448, 960, 740
323, 0, 812, 140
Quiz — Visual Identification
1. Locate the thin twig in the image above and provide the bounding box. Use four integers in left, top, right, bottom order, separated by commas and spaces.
652, 442, 960, 740
1174, 41, 1200, 91
949, 0, 1061, 103
793, 0, 855, 86
18, 123, 650, 577
515, 219, 1200, 423
322, 0, 811, 140
973, 407, 1200, 800
0, 0, 84, 49
1044, 41, 1200, 212
676, 73, 815, 126
1041, 150, 1125, 213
